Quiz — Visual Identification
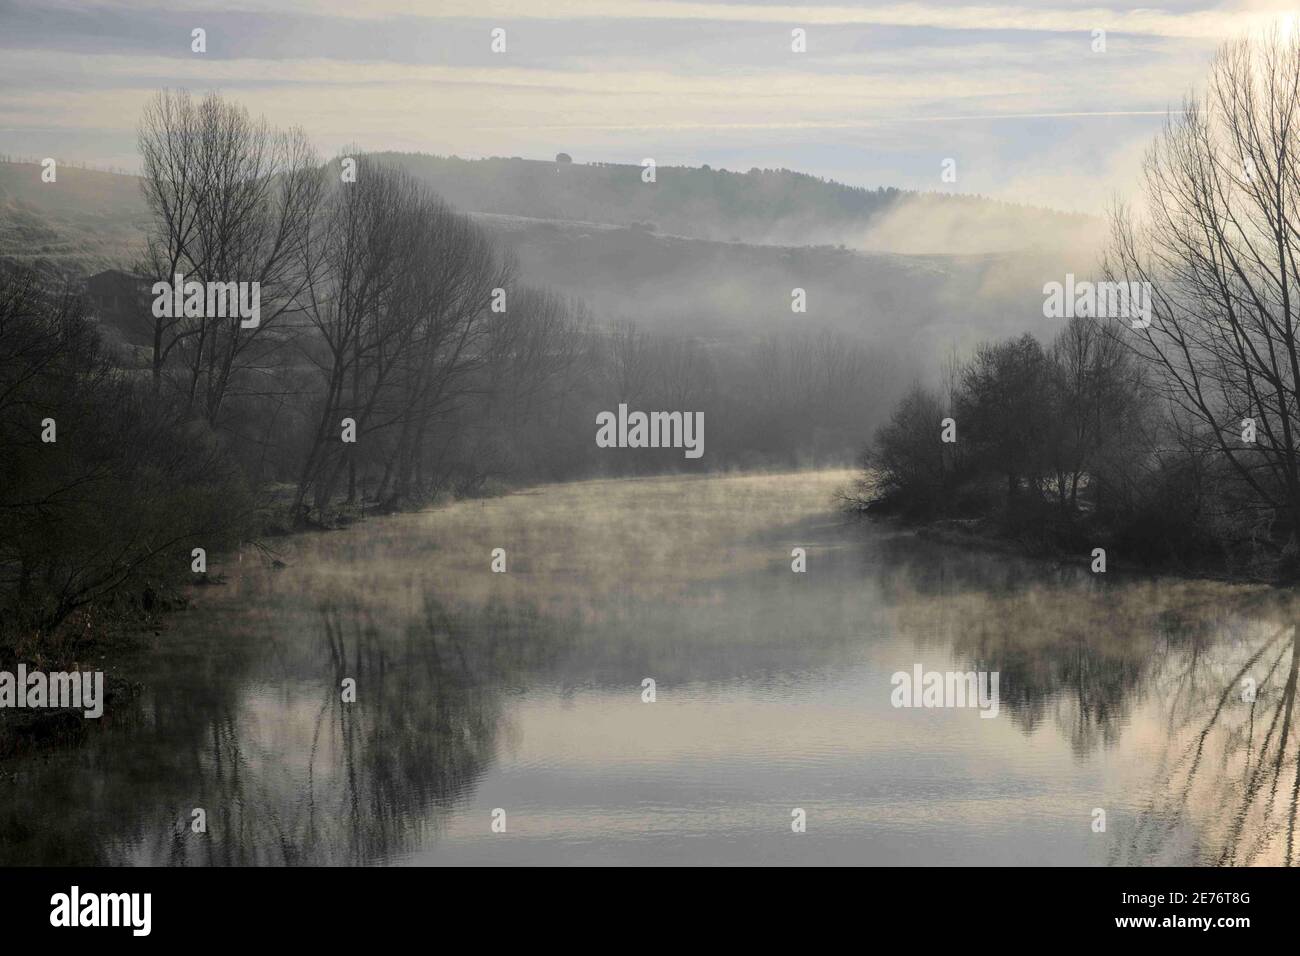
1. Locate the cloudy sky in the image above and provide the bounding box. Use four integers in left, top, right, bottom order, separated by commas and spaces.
1, 0, 1296, 211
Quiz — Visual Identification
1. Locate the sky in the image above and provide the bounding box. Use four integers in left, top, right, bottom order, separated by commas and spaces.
1, 0, 1297, 212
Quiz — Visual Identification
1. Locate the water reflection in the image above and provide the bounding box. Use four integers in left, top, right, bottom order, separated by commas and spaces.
1, 471, 1298, 865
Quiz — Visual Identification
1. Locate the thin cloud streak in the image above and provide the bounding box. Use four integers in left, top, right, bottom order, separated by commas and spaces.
62, 0, 1300, 38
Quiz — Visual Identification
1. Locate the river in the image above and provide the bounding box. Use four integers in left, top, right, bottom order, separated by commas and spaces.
2, 470, 1297, 865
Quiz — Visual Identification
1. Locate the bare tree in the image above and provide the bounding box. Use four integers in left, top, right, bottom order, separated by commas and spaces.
1109, 29, 1300, 550
139, 89, 323, 425
956, 334, 1053, 498
294, 158, 511, 517
0, 265, 251, 635
375, 198, 512, 503
465, 287, 594, 484
1046, 315, 1143, 510
603, 322, 655, 406
293, 159, 422, 517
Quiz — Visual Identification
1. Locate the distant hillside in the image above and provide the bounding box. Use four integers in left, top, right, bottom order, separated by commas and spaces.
481, 213, 1055, 358
0, 163, 148, 273
0, 157, 1100, 376
373, 152, 1100, 255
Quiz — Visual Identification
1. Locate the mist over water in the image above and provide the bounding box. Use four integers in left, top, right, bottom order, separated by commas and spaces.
1, 470, 1294, 866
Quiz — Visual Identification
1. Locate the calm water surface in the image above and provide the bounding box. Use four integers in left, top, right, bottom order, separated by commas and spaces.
3, 470, 1298, 865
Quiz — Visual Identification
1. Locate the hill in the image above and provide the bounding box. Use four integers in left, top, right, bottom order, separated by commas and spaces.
0, 157, 1103, 375
373, 152, 1099, 254
0, 162, 148, 273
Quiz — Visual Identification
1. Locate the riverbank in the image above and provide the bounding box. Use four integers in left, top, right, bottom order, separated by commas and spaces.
0, 480, 514, 758
0, 602, 153, 757
853, 510, 1284, 586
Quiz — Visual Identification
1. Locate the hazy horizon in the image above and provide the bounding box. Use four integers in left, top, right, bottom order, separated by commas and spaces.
6, 0, 1300, 214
